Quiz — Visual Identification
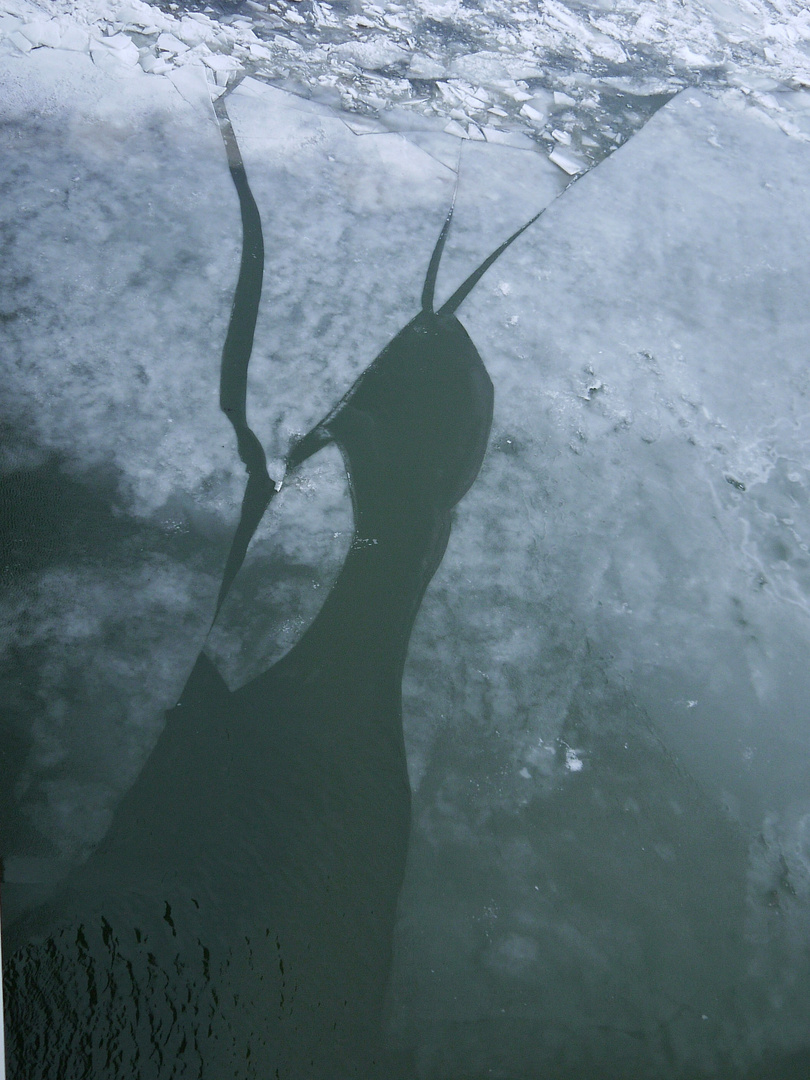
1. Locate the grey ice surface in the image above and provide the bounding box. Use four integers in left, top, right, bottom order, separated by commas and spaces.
3, 1, 810, 1076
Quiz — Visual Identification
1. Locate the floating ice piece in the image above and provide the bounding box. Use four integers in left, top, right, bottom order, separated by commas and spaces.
267, 459, 286, 489
202, 52, 241, 73
520, 103, 545, 123
554, 90, 576, 106
551, 128, 572, 144
549, 146, 584, 174
140, 53, 171, 75
249, 41, 273, 60
156, 32, 189, 55
332, 36, 408, 71
436, 81, 462, 103
564, 747, 584, 772
463, 86, 490, 109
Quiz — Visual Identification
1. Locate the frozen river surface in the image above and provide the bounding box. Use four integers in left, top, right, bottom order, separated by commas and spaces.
2, 0, 810, 1077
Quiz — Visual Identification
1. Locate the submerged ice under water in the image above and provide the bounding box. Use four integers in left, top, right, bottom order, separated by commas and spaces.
2, 0, 810, 1077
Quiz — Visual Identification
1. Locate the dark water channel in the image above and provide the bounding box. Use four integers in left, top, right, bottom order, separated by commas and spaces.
3, 96, 509, 1079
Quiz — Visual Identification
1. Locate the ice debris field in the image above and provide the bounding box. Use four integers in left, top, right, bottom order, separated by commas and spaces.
2, 0, 810, 171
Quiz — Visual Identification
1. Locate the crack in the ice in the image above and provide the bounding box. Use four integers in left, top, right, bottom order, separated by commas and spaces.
211, 94, 277, 625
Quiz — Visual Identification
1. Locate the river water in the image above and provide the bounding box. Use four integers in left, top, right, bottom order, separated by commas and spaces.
3, 1, 810, 1077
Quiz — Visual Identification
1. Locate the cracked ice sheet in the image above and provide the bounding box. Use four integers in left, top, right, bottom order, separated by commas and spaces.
4, 43, 810, 1075
0, 53, 566, 895
386, 89, 810, 1075
119, 74, 810, 1072
207, 77, 565, 689
0, 50, 241, 902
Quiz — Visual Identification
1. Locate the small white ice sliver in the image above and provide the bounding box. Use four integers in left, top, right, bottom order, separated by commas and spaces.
549, 146, 585, 176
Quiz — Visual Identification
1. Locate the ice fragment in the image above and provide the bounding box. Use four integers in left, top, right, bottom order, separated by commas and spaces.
20, 20, 61, 49
202, 53, 241, 72
156, 32, 189, 54
564, 748, 583, 772
549, 146, 584, 174
520, 103, 545, 123
59, 25, 91, 52
8, 29, 32, 52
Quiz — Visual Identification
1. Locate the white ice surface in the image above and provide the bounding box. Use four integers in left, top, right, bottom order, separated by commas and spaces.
0, 49, 237, 867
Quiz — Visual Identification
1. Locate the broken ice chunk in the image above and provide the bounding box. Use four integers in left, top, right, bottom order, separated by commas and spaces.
103, 33, 138, 52
383, 13, 411, 31
116, 3, 170, 29
551, 128, 572, 144
177, 15, 212, 46
520, 103, 546, 123
554, 90, 576, 106
443, 119, 468, 138
549, 146, 585, 175
202, 53, 241, 73
59, 25, 91, 52
156, 31, 189, 54
8, 30, 32, 52
140, 52, 171, 74
249, 41, 272, 60
267, 458, 286, 489
408, 53, 446, 79
20, 20, 62, 48
564, 747, 584, 772
90, 35, 141, 68
505, 87, 533, 102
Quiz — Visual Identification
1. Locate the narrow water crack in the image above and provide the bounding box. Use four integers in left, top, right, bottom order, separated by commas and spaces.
210, 94, 276, 625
